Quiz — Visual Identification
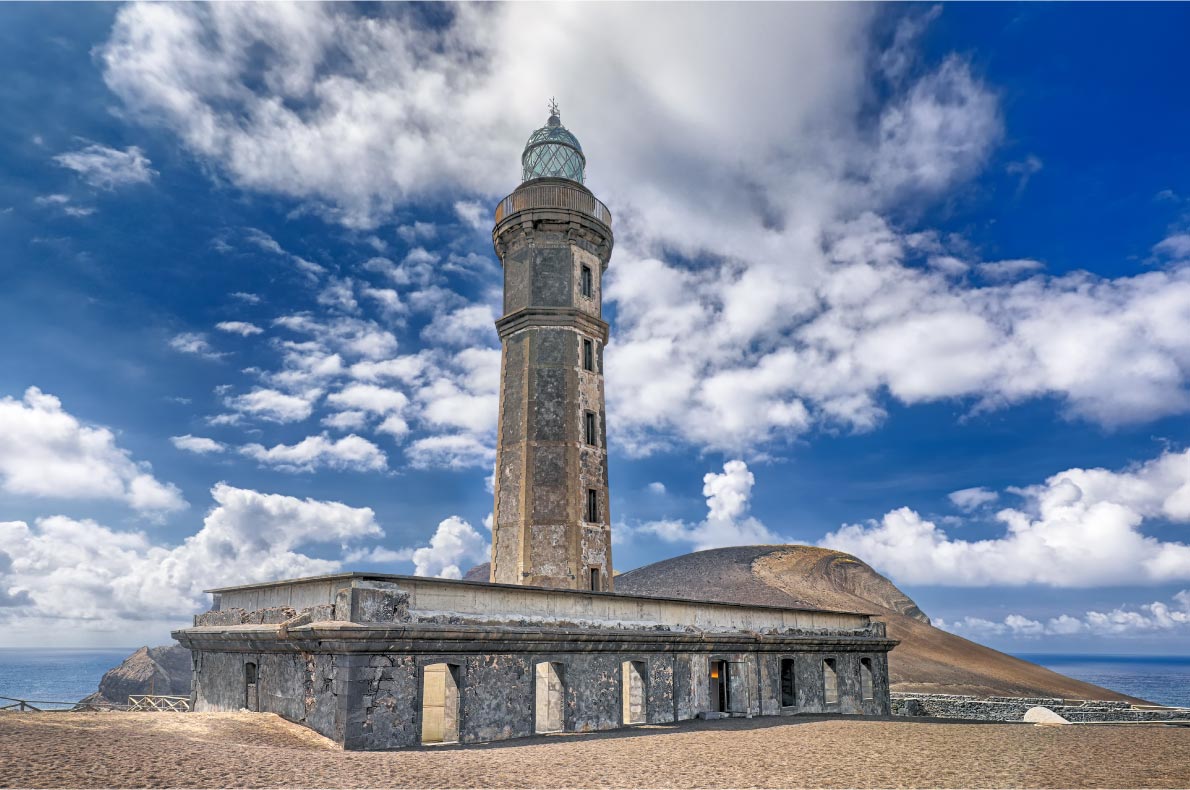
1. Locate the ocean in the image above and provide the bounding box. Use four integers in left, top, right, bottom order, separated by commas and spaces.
0, 648, 133, 710
1015, 653, 1190, 708
2, 648, 1188, 710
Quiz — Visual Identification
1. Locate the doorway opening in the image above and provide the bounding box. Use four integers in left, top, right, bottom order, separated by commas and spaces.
860, 658, 874, 701
534, 662, 565, 733
780, 658, 797, 708
622, 661, 646, 724
244, 662, 258, 712
823, 658, 839, 705
420, 663, 461, 744
709, 659, 730, 713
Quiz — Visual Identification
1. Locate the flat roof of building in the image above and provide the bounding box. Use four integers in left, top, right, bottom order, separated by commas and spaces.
205, 571, 877, 618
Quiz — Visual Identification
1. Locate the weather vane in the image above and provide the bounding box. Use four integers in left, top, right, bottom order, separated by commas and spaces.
548, 96, 560, 118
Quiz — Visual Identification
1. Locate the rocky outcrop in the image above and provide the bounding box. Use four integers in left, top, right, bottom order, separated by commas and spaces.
612, 545, 1146, 703
80, 645, 192, 707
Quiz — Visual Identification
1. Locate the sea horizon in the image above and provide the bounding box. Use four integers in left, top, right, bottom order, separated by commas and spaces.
2, 647, 1188, 710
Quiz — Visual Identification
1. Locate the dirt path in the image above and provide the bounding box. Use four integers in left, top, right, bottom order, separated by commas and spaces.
1, 712, 1188, 788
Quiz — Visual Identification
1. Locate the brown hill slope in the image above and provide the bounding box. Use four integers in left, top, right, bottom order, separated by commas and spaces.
615, 545, 1142, 702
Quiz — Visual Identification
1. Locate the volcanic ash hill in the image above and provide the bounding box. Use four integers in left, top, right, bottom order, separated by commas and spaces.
613, 545, 1139, 702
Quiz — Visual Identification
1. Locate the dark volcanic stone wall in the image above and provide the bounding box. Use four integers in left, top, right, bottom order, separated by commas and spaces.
191, 644, 892, 749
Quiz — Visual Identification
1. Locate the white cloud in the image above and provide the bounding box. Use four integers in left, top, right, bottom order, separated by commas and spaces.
244, 227, 325, 279
409, 516, 490, 579
1154, 233, 1190, 259
169, 332, 225, 360
407, 434, 494, 470
230, 291, 261, 304
53, 143, 156, 190
34, 193, 95, 217
326, 383, 408, 415
317, 277, 359, 313
240, 433, 386, 473
225, 387, 319, 423
170, 435, 225, 454
98, 4, 1190, 458
215, 321, 263, 337
975, 258, 1044, 281
0, 388, 185, 515
322, 410, 368, 431
948, 486, 999, 511
377, 415, 410, 441
421, 304, 497, 347
0, 484, 382, 631
641, 460, 790, 551
939, 591, 1190, 639
821, 448, 1190, 587
647, 482, 666, 495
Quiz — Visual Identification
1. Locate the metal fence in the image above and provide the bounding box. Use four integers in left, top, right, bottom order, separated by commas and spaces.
494, 182, 612, 226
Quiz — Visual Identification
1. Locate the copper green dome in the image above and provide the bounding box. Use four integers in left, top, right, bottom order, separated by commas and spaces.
521, 104, 586, 184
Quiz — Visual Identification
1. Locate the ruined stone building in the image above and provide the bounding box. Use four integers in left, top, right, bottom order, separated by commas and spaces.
174, 106, 897, 750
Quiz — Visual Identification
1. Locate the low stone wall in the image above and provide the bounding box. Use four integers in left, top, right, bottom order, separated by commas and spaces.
892, 693, 1190, 723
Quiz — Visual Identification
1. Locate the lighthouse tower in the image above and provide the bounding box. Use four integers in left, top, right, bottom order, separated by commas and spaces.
489, 101, 614, 591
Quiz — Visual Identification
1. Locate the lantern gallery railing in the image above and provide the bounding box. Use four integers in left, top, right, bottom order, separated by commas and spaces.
494, 181, 612, 226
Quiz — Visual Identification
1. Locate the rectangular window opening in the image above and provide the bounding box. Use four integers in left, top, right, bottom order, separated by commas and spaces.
586, 489, 599, 523
860, 657, 874, 701
584, 411, 597, 445
582, 339, 594, 371
581, 265, 593, 298
589, 566, 601, 592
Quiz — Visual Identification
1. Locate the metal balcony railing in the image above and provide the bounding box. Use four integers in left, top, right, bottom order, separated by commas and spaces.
494, 181, 612, 227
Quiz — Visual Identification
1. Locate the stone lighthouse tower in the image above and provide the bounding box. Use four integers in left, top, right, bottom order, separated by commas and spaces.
490, 101, 614, 591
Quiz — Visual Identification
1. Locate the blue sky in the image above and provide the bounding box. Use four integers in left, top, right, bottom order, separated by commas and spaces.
2, 3, 1190, 652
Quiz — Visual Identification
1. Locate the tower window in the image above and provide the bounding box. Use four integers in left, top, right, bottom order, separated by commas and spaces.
583, 339, 594, 371
581, 265, 593, 297
586, 489, 599, 523
584, 411, 597, 445
589, 567, 601, 592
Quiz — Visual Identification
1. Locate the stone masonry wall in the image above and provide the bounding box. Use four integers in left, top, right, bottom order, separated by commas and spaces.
892, 693, 1190, 723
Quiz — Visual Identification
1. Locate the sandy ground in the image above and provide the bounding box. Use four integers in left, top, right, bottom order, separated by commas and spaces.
1, 711, 1189, 789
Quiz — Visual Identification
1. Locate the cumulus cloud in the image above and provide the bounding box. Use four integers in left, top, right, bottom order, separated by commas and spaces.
408, 516, 490, 579
326, 383, 409, 416
422, 304, 497, 348
407, 434, 494, 470
53, 143, 156, 190
170, 435, 225, 454
948, 486, 999, 511
0, 388, 185, 514
97, 4, 1190, 459
169, 332, 225, 360
215, 321, 263, 337
240, 433, 386, 473
0, 484, 381, 631
641, 460, 790, 551
224, 387, 319, 423
821, 448, 1190, 587
939, 591, 1190, 639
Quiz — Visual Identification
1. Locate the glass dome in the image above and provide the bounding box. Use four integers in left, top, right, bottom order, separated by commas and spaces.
522, 111, 586, 184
